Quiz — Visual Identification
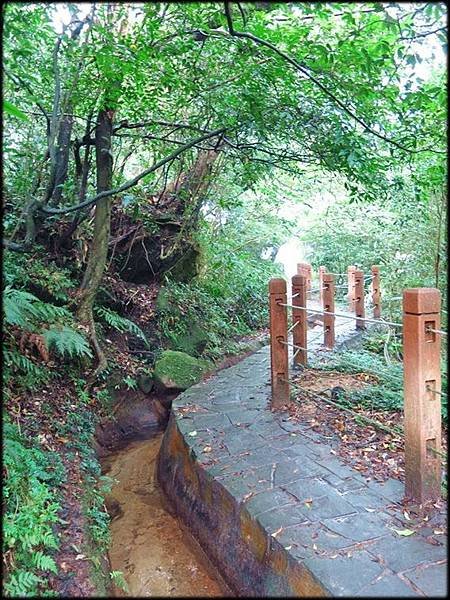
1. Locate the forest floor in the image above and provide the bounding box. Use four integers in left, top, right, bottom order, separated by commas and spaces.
286, 368, 447, 531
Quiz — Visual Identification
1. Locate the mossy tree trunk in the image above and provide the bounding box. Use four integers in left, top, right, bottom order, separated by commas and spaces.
76, 108, 114, 371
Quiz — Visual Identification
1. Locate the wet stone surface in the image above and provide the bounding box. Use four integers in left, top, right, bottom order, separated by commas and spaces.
168, 344, 447, 597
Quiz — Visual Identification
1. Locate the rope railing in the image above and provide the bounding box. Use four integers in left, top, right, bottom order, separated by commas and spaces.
277, 303, 403, 328
426, 327, 447, 336
269, 264, 445, 504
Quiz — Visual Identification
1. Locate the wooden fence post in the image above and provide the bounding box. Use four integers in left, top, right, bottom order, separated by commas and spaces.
269, 278, 289, 408
354, 269, 365, 329
297, 263, 311, 290
319, 266, 326, 305
323, 273, 335, 348
292, 275, 307, 367
371, 265, 381, 318
403, 288, 442, 503
347, 265, 356, 312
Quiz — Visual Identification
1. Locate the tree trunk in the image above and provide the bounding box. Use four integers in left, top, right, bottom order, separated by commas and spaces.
47, 112, 74, 204
76, 109, 114, 371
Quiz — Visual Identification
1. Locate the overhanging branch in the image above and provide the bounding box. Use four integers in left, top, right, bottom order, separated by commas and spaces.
39, 127, 226, 216
223, 2, 440, 155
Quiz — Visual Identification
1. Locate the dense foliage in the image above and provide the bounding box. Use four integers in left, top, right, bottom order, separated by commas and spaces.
2, 2, 447, 595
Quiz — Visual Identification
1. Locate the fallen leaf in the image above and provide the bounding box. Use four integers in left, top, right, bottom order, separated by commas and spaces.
202, 446, 212, 453
392, 528, 415, 537
187, 431, 197, 437
271, 526, 283, 538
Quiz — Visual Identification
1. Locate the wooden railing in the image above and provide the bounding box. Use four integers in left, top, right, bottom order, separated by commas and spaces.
269, 263, 446, 504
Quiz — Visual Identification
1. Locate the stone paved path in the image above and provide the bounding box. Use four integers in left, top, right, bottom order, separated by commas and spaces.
170, 321, 447, 596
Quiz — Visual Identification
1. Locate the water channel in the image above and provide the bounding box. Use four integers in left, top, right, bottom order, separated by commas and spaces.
102, 434, 231, 597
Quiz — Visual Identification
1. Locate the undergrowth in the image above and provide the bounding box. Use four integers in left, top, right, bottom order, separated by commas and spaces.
3, 417, 64, 597
311, 331, 447, 421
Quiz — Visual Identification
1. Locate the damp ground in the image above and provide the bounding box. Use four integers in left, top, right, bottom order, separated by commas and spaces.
102, 434, 230, 597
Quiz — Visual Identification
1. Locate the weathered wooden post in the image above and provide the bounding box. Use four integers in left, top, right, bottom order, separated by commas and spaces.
347, 265, 356, 312
354, 269, 365, 329
323, 273, 335, 348
318, 266, 326, 305
269, 278, 289, 408
297, 263, 311, 290
292, 275, 307, 367
371, 265, 381, 319
403, 288, 442, 503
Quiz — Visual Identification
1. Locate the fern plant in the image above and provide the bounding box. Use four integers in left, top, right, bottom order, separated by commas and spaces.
94, 305, 149, 346
3, 286, 41, 327
3, 287, 92, 382
3, 419, 62, 597
42, 326, 93, 359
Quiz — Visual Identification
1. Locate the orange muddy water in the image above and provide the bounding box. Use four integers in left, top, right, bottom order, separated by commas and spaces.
102, 435, 229, 597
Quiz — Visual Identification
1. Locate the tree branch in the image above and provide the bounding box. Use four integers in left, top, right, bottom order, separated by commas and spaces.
223, 2, 438, 155
39, 127, 226, 216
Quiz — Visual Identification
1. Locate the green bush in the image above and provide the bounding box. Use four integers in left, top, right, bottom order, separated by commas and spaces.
3, 250, 75, 302
312, 335, 447, 421
3, 418, 63, 597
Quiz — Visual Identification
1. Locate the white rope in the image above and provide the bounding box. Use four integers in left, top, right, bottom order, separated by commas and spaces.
426, 327, 447, 336
279, 340, 307, 352
287, 320, 300, 333
277, 302, 403, 328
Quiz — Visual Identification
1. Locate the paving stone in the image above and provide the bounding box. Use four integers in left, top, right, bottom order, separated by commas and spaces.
225, 408, 261, 425
355, 574, 419, 597
256, 504, 310, 534
219, 467, 272, 501
321, 512, 392, 542
229, 449, 287, 471
367, 534, 447, 573
303, 551, 384, 596
335, 476, 367, 493
274, 456, 327, 485
190, 412, 232, 431
247, 420, 286, 438
282, 477, 333, 502
321, 471, 345, 488
345, 489, 389, 512
268, 434, 303, 450
314, 456, 360, 479
366, 478, 404, 504
403, 563, 448, 596
281, 488, 358, 522
222, 430, 267, 454
244, 489, 295, 517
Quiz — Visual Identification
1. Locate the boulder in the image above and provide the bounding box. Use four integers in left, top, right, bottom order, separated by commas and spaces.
153, 350, 212, 391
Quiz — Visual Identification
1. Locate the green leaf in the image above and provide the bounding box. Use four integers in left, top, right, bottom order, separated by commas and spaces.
3, 100, 28, 121
392, 528, 415, 537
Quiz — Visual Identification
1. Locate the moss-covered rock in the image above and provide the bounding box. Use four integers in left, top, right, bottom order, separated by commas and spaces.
153, 350, 213, 391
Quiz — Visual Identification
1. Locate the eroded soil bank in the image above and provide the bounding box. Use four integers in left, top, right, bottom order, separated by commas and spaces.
102, 434, 230, 597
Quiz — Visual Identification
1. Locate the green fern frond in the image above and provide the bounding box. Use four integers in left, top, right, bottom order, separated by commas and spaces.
32, 302, 72, 323
3, 349, 44, 377
94, 306, 148, 346
3, 285, 73, 329
42, 326, 93, 359
3, 285, 40, 327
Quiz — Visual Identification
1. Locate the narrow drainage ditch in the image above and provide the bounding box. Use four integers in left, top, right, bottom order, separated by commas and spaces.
96, 343, 268, 596
101, 432, 231, 597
